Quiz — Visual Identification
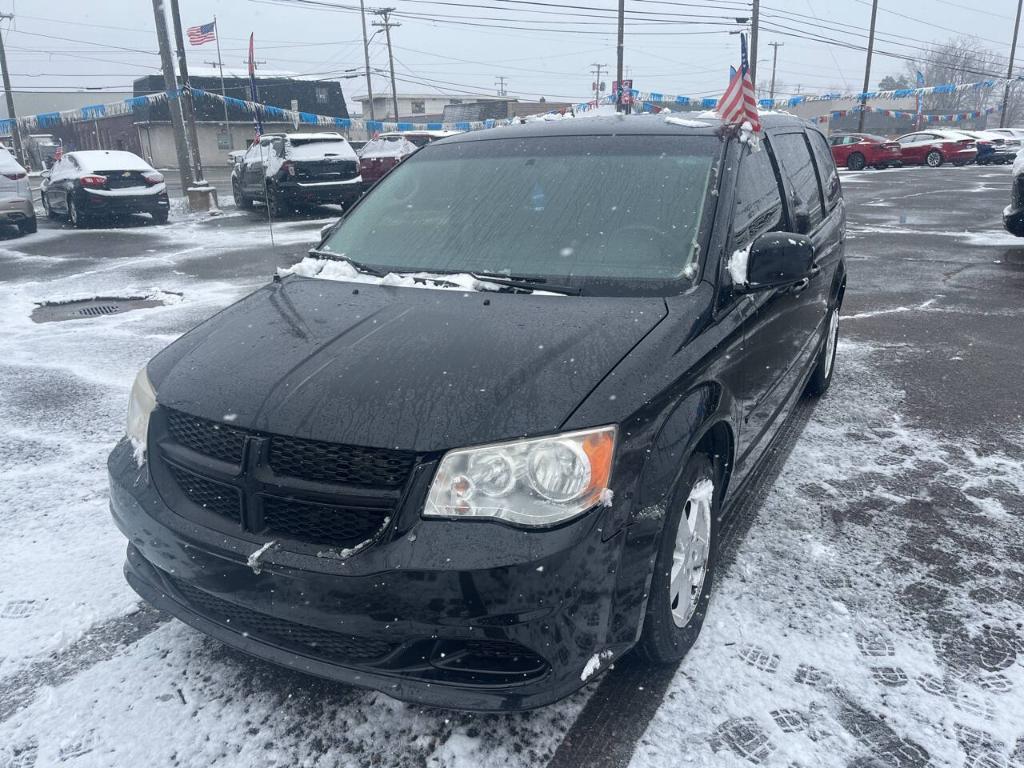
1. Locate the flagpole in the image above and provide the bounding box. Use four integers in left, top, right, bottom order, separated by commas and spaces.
214, 16, 233, 149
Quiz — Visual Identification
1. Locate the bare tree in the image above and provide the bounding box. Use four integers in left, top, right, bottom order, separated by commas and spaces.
903, 38, 1005, 114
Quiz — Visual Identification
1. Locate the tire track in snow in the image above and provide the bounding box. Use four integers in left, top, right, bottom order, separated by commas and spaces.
0, 605, 168, 724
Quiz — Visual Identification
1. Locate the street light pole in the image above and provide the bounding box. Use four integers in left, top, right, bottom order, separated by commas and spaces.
749, 0, 760, 88
1000, 0, 1024, 127
857, 0, 879, 132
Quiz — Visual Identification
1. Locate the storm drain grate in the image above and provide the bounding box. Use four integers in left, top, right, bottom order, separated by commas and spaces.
31, 296, 174, 324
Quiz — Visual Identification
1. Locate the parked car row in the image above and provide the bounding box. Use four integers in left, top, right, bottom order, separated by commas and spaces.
830, 127, 1024, 171
229, 130, 457, 217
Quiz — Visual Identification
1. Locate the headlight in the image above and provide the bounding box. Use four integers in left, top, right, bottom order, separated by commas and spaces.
424, 426, 616, 527
126, 366, 157, 464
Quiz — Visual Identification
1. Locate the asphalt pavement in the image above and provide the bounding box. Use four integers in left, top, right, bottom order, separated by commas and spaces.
0, 163, 1021, 768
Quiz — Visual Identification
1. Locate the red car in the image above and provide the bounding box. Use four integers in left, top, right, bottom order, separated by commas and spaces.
893, 130, 977, 167
829, 133, 903, 170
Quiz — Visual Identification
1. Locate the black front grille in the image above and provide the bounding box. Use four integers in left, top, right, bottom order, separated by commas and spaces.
168, 463, 240, 521
166, 410, 246, 464
268, 435, 415, 488
171, 577, 398, 664
157, 408, 415, 550
260, 495, 390, 548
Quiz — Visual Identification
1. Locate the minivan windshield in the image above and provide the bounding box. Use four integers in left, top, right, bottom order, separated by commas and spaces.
320, 134, 720, 292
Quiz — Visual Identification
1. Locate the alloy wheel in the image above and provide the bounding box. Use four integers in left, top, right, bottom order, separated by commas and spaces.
670, 478, 713, 628
926, 151, 942, 167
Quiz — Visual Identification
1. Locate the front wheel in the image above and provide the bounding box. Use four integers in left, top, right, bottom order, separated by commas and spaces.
926, 150, 943, 168
233, 181, 253, 210
846, 152, 866, 171
806, 306, 840, 397
635, 453, 718, 665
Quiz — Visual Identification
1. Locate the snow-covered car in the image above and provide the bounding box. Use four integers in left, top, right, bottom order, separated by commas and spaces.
1003, 150, 1024, 235
39, 150, 169, 227
0, 148, 36, 236
109, 113, 847, 711
963, 130, 1020, 164
231, 132, 362, 215
357, 135, 419, 191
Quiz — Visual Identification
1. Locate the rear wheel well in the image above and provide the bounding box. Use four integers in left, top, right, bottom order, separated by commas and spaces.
693, 421, 734, 501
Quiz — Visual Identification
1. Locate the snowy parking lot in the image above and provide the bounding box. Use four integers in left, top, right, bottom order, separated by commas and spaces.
1, 166, 1022, 768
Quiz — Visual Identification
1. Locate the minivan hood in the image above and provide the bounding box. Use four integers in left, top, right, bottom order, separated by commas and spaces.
149, 277, 667, 452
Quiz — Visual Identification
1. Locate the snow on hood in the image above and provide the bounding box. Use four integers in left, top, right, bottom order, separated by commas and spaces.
279, 256, 559, 294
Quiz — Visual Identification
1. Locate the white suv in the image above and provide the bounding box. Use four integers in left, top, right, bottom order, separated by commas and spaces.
0, 149, 36, 236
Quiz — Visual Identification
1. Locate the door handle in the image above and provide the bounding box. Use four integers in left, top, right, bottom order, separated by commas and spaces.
790, 277, 810, 294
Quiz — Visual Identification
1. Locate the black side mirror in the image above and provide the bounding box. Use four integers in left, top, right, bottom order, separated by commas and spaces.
734, 231, 815, 291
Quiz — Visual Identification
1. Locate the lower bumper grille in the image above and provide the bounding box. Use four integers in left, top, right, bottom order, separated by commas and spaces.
170, 576, 399, 664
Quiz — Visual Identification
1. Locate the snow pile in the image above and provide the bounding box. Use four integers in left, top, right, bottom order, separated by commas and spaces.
581, 649, 615, 681
245, 541, 277, 575
280, 256, 495, 292
286, 139, 357, 162
1011, 146, 1024, 177
727, 243, 751, 286
664, 116, 712, 129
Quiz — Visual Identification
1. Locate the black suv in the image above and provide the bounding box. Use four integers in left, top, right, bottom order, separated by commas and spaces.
231, 132, 362, 215
110, 113, 846, 711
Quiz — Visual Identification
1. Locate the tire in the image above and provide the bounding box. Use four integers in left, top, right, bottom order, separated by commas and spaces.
635, 453, 719, 665
68, 195, 88, 228
17, 216, 37, 235
926, 150, 943, 168
266, 187, 288, 218
233, 181, 253, 210
151, 209, 169, 225
42, 193, 58, 219
846, 152, 866, 171
806, 305, 840, 397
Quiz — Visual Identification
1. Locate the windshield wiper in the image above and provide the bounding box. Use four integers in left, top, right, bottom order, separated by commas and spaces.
308, 249, 387, 277
470, 273, 582, 296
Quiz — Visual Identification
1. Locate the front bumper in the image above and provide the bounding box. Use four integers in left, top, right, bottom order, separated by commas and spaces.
108, 438, 637, 711
0, 196, 34, 223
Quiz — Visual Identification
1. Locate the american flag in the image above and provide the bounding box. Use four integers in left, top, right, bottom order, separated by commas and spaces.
187, 21, 216, 46
718, 34, 761, 133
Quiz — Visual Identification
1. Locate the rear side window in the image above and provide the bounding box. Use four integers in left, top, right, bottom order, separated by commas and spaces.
807, 131, 841, 212
771, 132, 824, 230
732, 146, 785, 249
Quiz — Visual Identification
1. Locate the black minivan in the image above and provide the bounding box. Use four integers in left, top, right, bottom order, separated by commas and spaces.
109, 113, 846, 711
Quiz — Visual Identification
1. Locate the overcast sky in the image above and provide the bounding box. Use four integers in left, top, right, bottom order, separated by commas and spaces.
2, 0, 1020, 113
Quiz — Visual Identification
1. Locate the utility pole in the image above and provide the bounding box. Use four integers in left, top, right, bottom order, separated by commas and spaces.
857, 0, 879, 132
749, 0, 760, 88
999, 0, 1024, 128
590, 63, 606, 106
495, 76, 507, 97
168, 0, 205, 184
768, 41, 783, 101
359, 0, 375, 121
151, 0, 194, 198
615, 0, 625, 112
0, 13, 26, 169
372, 9, 400, 121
